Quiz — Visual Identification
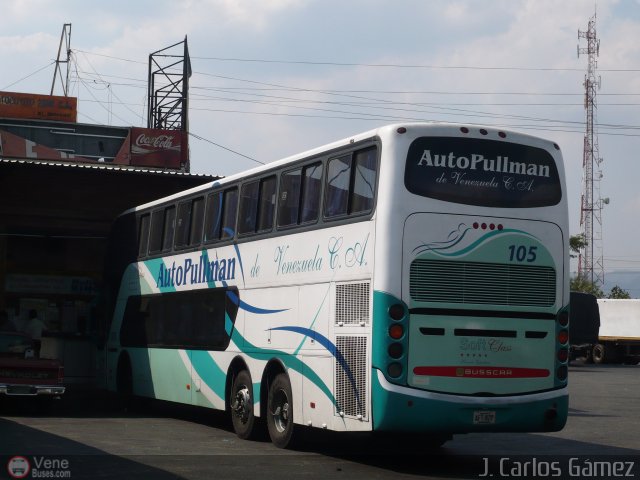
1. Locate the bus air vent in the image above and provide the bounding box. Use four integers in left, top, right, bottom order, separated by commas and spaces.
336, 282, 370, 325
410, 259, 556, 307
335, 335, 368, 419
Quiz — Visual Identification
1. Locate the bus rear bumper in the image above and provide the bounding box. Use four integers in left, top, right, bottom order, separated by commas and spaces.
372, 369, 568, 434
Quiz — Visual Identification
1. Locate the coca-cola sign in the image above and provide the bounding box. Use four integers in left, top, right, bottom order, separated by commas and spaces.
114, 127, 187, 169
132, 132, 181, 154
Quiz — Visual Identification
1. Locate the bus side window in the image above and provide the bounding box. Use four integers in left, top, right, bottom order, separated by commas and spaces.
238, 181, 259, 235
162, 206, 176, 252
325, 154, 351, 218
351, 147, 377, 214
204, 191, 223, 242
174, 200, 192, 249
189, 197, 205, 247
300, 162, 322, 223
277, 169, 301, 228
221, 188, 239, 240
148, 209, 165, 254
257, 176, 276, 232
137, 213, 150, 257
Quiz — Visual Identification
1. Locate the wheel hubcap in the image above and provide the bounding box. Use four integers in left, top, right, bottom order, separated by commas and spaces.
232, 386, 251, 424
271, 388, 289, 433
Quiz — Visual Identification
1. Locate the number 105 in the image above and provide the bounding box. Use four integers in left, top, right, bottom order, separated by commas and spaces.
508, 245, 537, 262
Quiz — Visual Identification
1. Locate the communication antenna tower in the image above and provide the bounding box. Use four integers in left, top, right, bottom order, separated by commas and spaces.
577, 13, 605, 287
51, 23, 72, 96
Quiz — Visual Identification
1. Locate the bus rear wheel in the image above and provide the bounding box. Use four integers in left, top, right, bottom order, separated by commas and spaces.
230, 370, 256, 439
267, 373, 295, 448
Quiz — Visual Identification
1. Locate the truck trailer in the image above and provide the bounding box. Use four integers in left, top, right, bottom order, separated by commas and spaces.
592, 299, 640, 364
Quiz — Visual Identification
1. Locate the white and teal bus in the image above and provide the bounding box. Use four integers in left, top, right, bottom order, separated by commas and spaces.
104, 123, 569, 448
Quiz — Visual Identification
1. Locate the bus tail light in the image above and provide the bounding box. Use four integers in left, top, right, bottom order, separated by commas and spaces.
556, 366, 568, 381
388, 304, 405, 321
557, 330, 569, 345
558, 311, 569, 327
387, 363, 403, 378
389, 325, 404, 340
557, 349, 569, 363
388, 343, 403, 359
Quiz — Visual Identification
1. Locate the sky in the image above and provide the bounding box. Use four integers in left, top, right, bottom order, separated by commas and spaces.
1, 0, 639, 292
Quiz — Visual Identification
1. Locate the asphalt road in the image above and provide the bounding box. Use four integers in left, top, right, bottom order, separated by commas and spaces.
1, 362, 639, 479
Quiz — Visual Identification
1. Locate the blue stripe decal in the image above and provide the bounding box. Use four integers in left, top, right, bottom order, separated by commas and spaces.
226, 290, 289, 315
269, 326, 363, 410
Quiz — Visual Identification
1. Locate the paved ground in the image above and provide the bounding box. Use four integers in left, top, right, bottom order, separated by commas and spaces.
1, 362, 638, 479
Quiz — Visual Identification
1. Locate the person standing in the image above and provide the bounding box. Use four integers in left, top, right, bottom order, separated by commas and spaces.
25, 309, 47, 356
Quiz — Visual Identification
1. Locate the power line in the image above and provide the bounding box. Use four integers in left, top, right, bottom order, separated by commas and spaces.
1, 61, 56, 90
188, 132, 263, 165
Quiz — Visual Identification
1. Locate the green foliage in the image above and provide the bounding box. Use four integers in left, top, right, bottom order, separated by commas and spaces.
570, 274, 604, 298
608, 285, 631, 299
569, 234, 587, 259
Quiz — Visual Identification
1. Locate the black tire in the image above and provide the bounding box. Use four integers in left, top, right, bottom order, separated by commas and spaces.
230, 370, 256, 439
592, 344, 606, 364
267, 373, 295, 448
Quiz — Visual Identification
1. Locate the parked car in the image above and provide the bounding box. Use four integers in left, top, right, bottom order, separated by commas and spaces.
0, 331, 65, 401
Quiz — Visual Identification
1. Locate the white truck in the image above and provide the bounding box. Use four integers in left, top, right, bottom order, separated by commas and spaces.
592, 299, 640, 364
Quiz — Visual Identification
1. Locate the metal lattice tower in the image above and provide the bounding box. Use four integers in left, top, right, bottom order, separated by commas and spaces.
51, 23, 72, 96
577, 13, 605, 286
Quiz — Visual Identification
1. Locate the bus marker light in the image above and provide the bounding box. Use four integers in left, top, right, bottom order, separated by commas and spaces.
558, 330, 569, 345
460, 127, 469, 133
558, 311, 569, 327
389, 304, 405, 321
397, 127, 407, 134
499, 131, 507, 138
389, 324, 404, 340
310, 402, 316, 409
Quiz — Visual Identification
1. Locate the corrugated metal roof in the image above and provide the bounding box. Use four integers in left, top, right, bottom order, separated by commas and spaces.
0, 157, 222, 178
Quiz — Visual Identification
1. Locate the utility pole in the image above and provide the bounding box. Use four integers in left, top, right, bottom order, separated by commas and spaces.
577, 12, 605, 287
51, 23, 72, 96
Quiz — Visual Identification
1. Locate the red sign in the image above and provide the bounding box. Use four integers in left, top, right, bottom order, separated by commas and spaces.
113, 127, 187, 169
0, 91, 77, 123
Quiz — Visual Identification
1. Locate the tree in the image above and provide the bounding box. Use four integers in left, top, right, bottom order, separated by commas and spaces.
569, 234, 587, 259
570, 274, 604, 298
608, 285, 631, 299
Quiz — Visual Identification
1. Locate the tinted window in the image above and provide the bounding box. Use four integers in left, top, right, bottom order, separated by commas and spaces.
190, 197, 205, 246
300, 163, 322, 223
204, 191, 223, 242
162, 206, 176, 251
351, 147, 377, 214
404, 137, 562, 208
120, 287, 239, 350
148, 210, 165, 254
221, 188, 238, 239
238, 181, 260, 235
325, 155, 351, 218
278, 169, 301, 228
138, 214, 150, 257
257, 176, 277, 232
174, 201, 192, 249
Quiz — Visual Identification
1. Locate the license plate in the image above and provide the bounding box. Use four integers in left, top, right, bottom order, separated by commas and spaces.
473, 410, 496, 425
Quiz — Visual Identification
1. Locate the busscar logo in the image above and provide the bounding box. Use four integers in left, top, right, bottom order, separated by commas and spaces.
7, 456, 30, 479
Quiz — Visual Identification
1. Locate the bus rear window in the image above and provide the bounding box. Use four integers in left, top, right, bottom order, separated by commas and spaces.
404, 137, 561, 208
